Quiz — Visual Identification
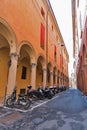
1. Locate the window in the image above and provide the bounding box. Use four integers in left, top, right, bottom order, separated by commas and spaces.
41, 7, 45, 18
21, 66, 27, 79
20, 88, 26, 94
52, 25, 53, 31
54, 45, 57, 62
40, 23, 45, 49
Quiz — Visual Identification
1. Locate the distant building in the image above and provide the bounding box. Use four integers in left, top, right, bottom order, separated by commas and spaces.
69, 77, 72, 87
72, 0, 87, 94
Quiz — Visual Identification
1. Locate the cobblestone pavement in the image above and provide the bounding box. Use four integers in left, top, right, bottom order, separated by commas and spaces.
0, 90, 87, 130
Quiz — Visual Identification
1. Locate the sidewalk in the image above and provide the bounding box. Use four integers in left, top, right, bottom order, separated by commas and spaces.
0, 88, 87, 130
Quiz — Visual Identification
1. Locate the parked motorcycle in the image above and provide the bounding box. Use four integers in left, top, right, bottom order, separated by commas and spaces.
43, 87, 53, 99
49, 86, 59, 95
6, 87, 31, 109
27, 85, 45, 100
49, 86, 56, 96
37, 86, 53, 99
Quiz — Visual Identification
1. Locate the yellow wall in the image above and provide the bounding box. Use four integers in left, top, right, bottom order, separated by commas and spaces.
16, 58, 31, 95
0, 48, 9, 103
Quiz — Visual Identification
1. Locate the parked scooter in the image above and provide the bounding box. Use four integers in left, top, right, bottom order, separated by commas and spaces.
43, 87, 53, 99
27, 85, 45, 100
6, 87, 31, 109
37, 86, 53, 99
49, 86, 56, 96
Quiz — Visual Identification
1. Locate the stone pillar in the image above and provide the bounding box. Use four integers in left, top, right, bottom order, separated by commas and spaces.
30, 63, 36, 89
43, 68, 47, 87
50, 71, 53, 86
6, 53, 18, 98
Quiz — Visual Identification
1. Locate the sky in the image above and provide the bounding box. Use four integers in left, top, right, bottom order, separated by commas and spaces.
49, 0, 74, 77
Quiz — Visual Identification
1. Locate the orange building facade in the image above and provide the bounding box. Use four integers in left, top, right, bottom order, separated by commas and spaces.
0, 0, 69, 106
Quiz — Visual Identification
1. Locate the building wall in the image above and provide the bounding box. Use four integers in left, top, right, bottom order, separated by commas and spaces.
72, 0, 87, 90
0, 0, 69, 105
77, 17, 87, 94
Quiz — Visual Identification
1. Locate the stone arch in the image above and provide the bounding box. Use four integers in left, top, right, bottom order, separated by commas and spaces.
36, 54, 46, 68
47, 62, 53, 71
18, 41, 36, 63
0, 18, 17, 105
16, 41, 36, 94
36, 55, 46, 89
0, 18, 17, 53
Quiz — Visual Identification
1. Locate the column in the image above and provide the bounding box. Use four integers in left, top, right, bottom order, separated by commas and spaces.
43, 68, 47, 87
30, 63, 36, 89
6, 53, 18, 98
50, 71, 53, 86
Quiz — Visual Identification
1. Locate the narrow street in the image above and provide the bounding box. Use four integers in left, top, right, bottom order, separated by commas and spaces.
0, 0, 87, 130
0, 88, 87, 130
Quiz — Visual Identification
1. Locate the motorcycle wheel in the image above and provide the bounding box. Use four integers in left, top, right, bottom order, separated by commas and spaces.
39, 95, 45, 100
47, 94, 52, 99
6, 97, 13, 106
21, 99, 31, 110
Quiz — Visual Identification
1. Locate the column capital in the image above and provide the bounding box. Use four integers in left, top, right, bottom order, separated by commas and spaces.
43, 68, 47, 71
31, 63, 37, 66
10, 52, 19, 57
50, 71, 53, 75
10, 52, 19, 60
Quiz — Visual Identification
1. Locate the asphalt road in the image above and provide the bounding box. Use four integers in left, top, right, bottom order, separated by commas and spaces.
0, 88, 87, 130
